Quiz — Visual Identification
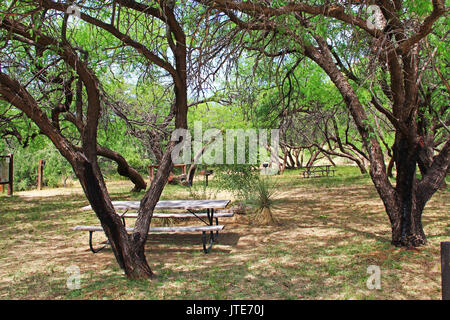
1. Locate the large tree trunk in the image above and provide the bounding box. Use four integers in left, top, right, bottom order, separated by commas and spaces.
377, 137, 449, 248
126, 1, 189, 278
130, 142, 176, 274
303, 39, 431, 248
76, 158, 154, 279
390, 201, 427, 248
389, 136, 426, 247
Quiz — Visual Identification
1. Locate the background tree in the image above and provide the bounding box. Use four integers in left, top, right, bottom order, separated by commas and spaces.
233, 56, 372, 172
195, 0, 449, 247
0, 0, 196, 279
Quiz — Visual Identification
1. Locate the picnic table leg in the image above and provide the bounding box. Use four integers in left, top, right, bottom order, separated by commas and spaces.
202, 230, 214, 253
202, 208, 220, 253
207, 208, 220, 242
89, 231, 108, 254
303, 169, 310, 178
120, 209, 128, 226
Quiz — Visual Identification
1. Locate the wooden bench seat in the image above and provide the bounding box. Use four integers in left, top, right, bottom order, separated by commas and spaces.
74, 224, 225, 254
73, 224, 224, 233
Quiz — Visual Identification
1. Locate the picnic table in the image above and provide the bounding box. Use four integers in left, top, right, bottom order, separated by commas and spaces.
76, 200, 233, 254
300, 165, 335, 178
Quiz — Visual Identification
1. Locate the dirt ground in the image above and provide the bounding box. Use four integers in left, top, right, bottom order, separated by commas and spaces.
0, 173, 448, 300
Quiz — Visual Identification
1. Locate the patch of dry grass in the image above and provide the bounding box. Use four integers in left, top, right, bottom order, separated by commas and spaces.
0, 167, 448, 300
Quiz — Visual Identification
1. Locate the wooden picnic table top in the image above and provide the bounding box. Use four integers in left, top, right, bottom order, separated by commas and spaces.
301, 164, 332, 168
82, 199, 231, 211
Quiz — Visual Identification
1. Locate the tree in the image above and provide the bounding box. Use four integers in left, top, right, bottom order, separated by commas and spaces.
235, 57, 371, 172
0, 0, 192, 279
195, 0, 449, 247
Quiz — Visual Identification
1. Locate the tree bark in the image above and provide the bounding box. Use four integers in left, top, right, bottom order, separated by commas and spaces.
97, 146, 147, 192
77, 159, 154, 278
389, 136, 426, 247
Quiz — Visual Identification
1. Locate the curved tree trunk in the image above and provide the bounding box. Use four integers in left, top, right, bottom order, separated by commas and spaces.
76, 159, 154, 278
304, 39, 425, 248
387, 156, 395, 178
355, 158, 368, 174
187, 164, 197, 186
0, 4, 190, 280
287, 149, 296, 168
97, 146, 147, 192
186, 129, 221, 186
0, 69, 155, 279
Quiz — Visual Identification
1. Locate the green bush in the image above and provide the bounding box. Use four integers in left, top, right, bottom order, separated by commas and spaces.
214, 164, 259, 202
10, 146, 39, 191
43, 147, 74, 188
214, 164, 277, 207
8, 141, 74, 190
1, 123, 150, 191
214, 164, 278, 225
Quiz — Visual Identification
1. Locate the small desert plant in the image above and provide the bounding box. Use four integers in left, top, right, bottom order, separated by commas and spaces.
245, 176, 278, 226
215, 165, 278, 225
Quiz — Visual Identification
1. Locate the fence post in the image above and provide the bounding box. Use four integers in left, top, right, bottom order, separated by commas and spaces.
38, 160, 43, 190
7, 153, 13, 196
442, 242, 450, 300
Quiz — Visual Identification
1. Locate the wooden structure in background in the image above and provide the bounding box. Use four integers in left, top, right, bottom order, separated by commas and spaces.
37, 160, 46, 190
148, 163, 187, 184
0, 154, 13, 196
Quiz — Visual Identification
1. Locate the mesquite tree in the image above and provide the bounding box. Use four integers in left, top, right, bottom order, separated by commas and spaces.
240, 57, 371, 172
195, 0, 449, 247
0, 0, 191, 279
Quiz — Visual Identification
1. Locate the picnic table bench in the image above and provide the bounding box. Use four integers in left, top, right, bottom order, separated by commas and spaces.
76, 200, 233, 254
300, 165, 335, 178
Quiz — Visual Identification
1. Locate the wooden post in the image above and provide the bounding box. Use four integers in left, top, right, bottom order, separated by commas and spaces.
37, 160, 43, 190
442, 242, 450, 300
7, 154, 13, 196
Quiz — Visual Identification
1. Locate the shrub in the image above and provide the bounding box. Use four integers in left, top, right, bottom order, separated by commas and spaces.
215, 164, 278, 225
214, 164, 259, 201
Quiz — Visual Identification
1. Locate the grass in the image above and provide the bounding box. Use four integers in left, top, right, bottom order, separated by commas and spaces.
0, 165, 448, 300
